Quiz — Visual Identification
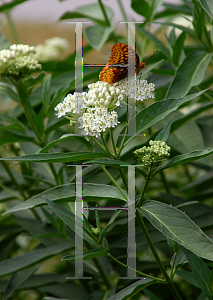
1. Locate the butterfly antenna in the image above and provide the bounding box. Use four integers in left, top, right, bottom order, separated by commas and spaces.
143, 50, 158, 63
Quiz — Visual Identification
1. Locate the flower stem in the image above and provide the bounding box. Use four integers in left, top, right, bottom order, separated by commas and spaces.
100, 134, 116, 159
136, 211, 183, 300
117, 0, 128, 23
110, 129, 116, 155
98, 0, 117, 43
5, 10, 20, 44
108, 253, 166, 282
136, 165, 152, 207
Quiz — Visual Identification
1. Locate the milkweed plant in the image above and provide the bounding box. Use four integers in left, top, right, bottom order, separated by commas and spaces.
0, 0, 213, 300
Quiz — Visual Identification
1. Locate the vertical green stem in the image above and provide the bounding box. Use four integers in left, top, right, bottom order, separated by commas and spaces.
98, 0, 117, 43
137, 166, 152, 207
136, 211, 183, 300
100, 165, 128, 200
117, 0, 128, 23
160, 171, 170, 194
5, 10, 20, 44
1, 161, 26, 199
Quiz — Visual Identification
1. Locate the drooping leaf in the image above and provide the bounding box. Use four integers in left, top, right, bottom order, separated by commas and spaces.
138, 200, 213, 261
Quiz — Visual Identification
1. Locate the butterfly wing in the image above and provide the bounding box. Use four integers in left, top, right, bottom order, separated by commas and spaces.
99, 43, 143, 84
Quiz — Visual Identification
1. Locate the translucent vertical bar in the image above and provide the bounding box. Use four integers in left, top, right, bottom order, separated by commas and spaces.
66, 164, 91, 280
127, 22, 136, 136
75, 165, 83, 277
127, 165, 136, 278
74, 22, 83, 135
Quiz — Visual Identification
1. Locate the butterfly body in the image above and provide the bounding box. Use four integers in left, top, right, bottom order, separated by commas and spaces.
99, 43, 146, 84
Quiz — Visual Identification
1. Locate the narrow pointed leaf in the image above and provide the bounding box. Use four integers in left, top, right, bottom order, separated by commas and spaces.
125, 90, 206, 145
198, 0, 213, 18
62, 248, 109, 262
37, 134, 93, 153
152, 148, 213, 177
179, 246, 212, 298
155, 118, 173, 142
3, 183, 127, 215
3, 266, 38, 300
0, 243, 72, 277
0, 152, 109, 163
166, 51, 212, 99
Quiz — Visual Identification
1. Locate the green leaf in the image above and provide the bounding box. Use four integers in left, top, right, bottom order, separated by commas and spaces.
152, 21, 196, 38
0, 152, 109, 163
198, 0, 213, 18
37, 134, 93, 153
125, 90, 206, 146
176, 270, 200, 288
172, 31, 186, 66
0, 0, 28, 12
85, 25, 116, 50
0, 242, 72, 277
170, 250, 187, 269
42, 74, 51, 116
179, 246, 212, 298
152, 148, 213, 177
85, 158, 147, 177
108, 278, 155, 300
45, 199, 97, 246
138, 200, 213, 261
144, 289, 161, 300
0, 132, 34, 146
137, 26, 171, 59
3, 183, 127, 215
155, 118, 173, 142
59, 3, 114, 26
195, 9, 206, 40
17, 73, 45, 106
3, 266, 38, 300
0, 83, 18, 102
62, 248, 109, 262
131, 0, 152, 20
166, 51, 212, 99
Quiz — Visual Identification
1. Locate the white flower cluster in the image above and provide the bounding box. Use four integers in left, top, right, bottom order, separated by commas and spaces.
0, 44, 41, 78
134, 140, 171, 166
54, 79, 155, 138
117, 79, 155, 102
79, 107, 119, 138
35, 37, 69, 62
55, 92, 87, 118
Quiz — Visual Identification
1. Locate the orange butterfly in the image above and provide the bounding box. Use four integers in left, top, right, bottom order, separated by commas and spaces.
99, 43, 146, 84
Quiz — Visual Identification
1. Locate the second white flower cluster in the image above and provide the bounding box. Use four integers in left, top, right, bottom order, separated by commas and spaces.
0, 44, 41, 78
